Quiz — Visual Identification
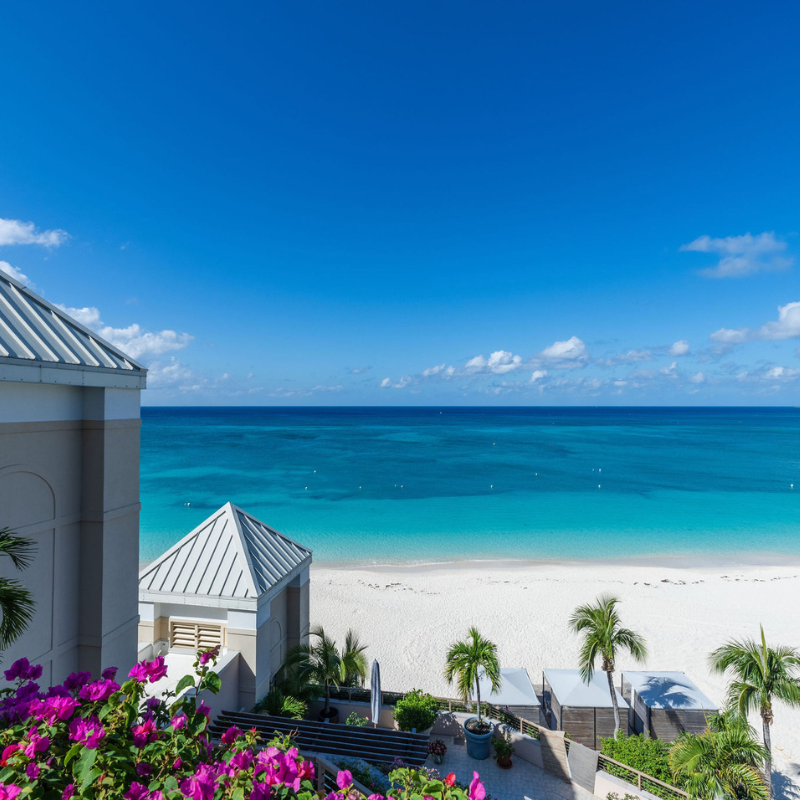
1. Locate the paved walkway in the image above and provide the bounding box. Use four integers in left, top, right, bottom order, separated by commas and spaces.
428, 735, 595, 800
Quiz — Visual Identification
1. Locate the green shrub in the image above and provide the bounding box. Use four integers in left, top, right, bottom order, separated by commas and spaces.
600, 733, 674, 785
346, 711, 369, 726
253, 686, 307, 719
393, 688, 439, 732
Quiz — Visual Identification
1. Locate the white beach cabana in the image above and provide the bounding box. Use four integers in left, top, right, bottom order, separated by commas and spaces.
478, 667, 539, 715
543, 668, 628, 749
621, 671, 717, 741
138, 502, 312, 710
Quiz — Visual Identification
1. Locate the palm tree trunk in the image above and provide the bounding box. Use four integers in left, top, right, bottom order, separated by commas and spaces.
606, 668, 620, 737
476, 678, 482, 723
324, 683, 331, 716
762, 717, 773, 800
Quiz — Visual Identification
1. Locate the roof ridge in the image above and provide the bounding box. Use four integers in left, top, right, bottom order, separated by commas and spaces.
0, 267, 147, 374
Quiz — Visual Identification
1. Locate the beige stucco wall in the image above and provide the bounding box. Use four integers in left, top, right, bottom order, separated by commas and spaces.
0, 383, 141, 685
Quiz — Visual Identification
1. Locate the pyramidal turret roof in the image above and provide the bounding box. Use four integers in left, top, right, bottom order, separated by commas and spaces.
139, 503, 312, 607
0, 267, 146, 388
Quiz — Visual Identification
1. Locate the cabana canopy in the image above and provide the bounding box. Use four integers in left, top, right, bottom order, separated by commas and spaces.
478, 667, 538, 707
621, 671, 716, 710
544, 668, 625, 708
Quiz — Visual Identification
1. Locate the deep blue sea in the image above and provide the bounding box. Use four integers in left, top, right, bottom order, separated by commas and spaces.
139, 407, 800, 565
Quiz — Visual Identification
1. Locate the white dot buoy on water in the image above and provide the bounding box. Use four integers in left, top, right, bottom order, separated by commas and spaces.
598, 485, 601, 488
599, 468, 602, 472
490, 484, 493, 488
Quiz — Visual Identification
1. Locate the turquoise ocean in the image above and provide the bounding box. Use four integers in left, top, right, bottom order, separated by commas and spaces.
140, 407, 800, 566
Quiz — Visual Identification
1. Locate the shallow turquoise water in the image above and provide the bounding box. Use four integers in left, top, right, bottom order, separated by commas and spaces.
139, 407, 800, 565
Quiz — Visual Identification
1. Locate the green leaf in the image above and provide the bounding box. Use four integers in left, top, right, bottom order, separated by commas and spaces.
163, 776, 179, 792
203, 672, 221, 695
80, 767, 103, 792
75, 747, 97, 785
175, 675, 196, 695
0, 767, 15, 783
232, 788, 245, 800
64, 744, 82, 767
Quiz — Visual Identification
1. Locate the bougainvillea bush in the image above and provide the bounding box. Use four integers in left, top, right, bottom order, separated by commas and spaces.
0, 649, 486, 800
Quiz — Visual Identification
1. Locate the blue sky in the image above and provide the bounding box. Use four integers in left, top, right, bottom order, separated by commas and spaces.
1, 1, 799, 405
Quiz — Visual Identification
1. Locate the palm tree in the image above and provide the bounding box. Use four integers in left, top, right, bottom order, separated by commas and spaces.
444, 626, 501, 727
283, 626, 368, 718
669, 711, 769, 800
0, 528, 36, 655
709, 626, 800, 799
568, 594, 647, 736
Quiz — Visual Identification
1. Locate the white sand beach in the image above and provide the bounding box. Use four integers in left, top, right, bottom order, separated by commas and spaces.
311, 560, 800, 788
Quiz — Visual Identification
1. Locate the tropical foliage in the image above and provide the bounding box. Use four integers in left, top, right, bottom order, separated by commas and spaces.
709, 626, 800, 799
0, 528, 36, 656
283, 627, 368, 717
393, 689, 438, 733
444, 627, 500, 726
0, 648, 487, 800
568, 594, 647, 736
599, 733, 673, 785
252, 686, 306, 719
669, 711, 769, 800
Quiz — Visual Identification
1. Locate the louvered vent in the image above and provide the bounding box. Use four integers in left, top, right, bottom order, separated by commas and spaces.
170, 620, 224, 650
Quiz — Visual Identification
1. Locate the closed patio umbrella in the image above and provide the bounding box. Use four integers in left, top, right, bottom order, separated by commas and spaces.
370, 660, 381, 728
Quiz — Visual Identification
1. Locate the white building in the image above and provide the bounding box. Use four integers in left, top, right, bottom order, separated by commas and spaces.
138, 502, 312, 710
0, 267, 145, 684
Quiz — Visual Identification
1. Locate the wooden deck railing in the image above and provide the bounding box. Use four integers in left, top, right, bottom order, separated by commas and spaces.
596, 753, 691, 800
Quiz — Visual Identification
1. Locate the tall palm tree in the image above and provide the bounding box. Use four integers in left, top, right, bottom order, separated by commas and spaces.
568, 594, 647, 736
444, 626, 501, 726
0, 528, 36, 655
709, 626, 800, 799
283, 626, 368, 718
669, 711, 769, 800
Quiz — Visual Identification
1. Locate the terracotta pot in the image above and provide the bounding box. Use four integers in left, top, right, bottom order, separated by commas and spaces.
497, 756, 513, 769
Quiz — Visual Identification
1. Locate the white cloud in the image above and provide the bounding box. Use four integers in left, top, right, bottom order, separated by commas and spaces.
756, 301, 800, 340
0, 218, 69, 248
709, 301, 800, 346
349, 366, 371, 374
57, 305, 102, 328
465, 350, 523, 374
57, 304, 192, 361
669, 340, 690, 356
540, 336, 586, 361
689, 372, 705, 384
146, 358, 195, 387
681, 232, 793, 278
379, 376, 412, 389
529, 369, 547, 383
0, 261, 34, 288
617, 349, 652, 363
661, 362, 678, 376
422, 364, 446, 376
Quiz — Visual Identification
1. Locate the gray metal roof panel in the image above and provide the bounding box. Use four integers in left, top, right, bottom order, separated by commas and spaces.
139, 503, 312, 603
0, 267, 147, 384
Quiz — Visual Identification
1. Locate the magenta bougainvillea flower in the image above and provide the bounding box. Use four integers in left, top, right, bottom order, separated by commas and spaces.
79, 679, 120, 703
0, 782, 21, 800
68, 716, 105, 749
0, 653, 486, 800
198, 645, 220, 667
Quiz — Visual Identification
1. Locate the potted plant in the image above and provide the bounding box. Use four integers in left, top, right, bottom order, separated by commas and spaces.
493, 729, 515, 769
429, 739, 448, 765
444, 626, 501, 760
283, 625, 368, 723
394, 688, 439, 733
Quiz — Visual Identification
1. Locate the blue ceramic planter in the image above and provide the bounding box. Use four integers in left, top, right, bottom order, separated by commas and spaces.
463, 717, 493, 760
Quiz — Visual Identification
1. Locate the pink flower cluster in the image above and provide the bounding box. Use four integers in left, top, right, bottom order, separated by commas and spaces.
128, 656, 168, 683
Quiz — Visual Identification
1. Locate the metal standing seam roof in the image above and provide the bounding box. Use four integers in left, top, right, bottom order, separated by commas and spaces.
622, 671, 717, 710
0, 267, 146, 386
544, 668, 627, 708
139, 503, 312, 604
